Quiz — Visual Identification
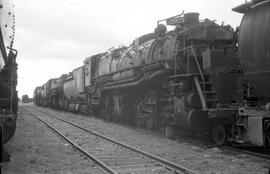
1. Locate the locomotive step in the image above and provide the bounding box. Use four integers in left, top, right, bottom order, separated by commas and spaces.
199, 82, 213, 85
235, 122, 245, 126
205, 99, 218, 102
202, 91, 216, 94
235, 139, 244, 144
0, 98, 11, 101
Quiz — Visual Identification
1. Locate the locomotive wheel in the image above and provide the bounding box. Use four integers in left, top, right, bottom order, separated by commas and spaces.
121, 103, 135, 125
3, 118, 16, 144
135, 99, 154, 129
264, 121, 270, 147
158, 104, 171, 129
211, 121, 227, 146
135, 114, 154, 129
135, 99, 144, 128
59, 97, 65, 109
101, 97, 112, 121
100, 109, 109, 120
145, 116, 154, 129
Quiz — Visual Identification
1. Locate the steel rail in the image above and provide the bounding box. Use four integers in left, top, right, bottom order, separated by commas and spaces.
174, 129, 270, 162
31, 106, 199, 174
222, 146, 270, 161
25, 108, 118, 174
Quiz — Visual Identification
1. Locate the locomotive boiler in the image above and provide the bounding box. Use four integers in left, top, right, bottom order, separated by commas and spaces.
0, 0, 17, 161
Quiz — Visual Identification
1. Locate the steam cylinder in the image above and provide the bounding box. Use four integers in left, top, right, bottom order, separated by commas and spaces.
238, 1, 270, 98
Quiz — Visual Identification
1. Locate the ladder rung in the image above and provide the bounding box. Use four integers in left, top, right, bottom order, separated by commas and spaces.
236, 122, 244, 126
206, 99, 218, 102
235, 139, 244, 143
171, 83, 181, 86
200, 82, 213, 84
0, 98, 11, 101
203, 91, 216, 94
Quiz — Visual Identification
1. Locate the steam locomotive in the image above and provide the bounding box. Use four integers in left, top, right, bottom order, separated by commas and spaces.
34, 0, 270, 147
0, 0, 18, 161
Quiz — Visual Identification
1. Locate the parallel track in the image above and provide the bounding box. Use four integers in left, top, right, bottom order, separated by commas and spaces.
24, 106, 199, 174
222, 145, 270, 161
175, 129, 270, 162
25, 108, 117, 174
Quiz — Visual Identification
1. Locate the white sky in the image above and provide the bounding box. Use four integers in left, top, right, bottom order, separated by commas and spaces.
14, 0, 245, 98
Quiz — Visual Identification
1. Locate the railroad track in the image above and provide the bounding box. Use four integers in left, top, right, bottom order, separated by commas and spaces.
24, 106, 198, 174
173, 129, 270, 162
179, 132, 270, 161
222, 145, 270, 161
175, 129, 270, 162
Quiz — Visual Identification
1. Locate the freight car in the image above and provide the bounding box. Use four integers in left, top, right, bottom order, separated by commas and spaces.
0, 0, 17, 161
34, 0, 270, 147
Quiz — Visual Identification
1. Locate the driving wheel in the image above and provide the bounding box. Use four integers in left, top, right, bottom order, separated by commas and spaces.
211, 121, 227, 146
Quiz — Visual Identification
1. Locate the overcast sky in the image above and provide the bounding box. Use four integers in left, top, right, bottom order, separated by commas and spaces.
14, 0, 245, 98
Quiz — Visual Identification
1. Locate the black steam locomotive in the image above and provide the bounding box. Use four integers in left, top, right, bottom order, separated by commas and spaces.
0, 0, 18, 161
34, 0, 270, 147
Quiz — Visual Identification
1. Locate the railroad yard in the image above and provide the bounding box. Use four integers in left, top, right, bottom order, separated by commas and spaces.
1, 103, 269, 174
0, 0, 270, 174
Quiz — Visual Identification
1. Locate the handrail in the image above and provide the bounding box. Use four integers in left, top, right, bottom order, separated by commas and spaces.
190, 46, 205, 82
193, 76, 207, 110
174, 46, 205, 82
157, 11, 184, 25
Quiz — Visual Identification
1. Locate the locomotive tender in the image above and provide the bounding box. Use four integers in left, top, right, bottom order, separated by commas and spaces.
0, 0, 17, 161
34, 0, 270, 147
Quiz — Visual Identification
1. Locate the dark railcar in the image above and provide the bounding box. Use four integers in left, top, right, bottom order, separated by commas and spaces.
231, 0, 270, 147
34, 86, 42, 105
233, 0, 270, 98
49, 74, 68, 108
22, 95, 29, 103
0, 0, 17, 161
62, 66, 86, 112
